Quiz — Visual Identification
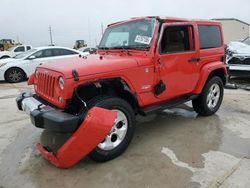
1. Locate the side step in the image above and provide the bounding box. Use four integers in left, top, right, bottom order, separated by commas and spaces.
141, 94, 198, 115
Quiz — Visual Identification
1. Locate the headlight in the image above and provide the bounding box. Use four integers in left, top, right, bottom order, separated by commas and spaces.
226, 49, 237, 55
58, 77, 64, 90
0, 63, 7, 68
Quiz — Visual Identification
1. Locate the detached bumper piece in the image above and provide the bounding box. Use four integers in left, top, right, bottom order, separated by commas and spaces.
36, 107, 116, 168
16, 92, 117, 168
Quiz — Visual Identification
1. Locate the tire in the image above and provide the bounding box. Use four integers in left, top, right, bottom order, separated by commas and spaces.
87, 96, 135, 162
5, 67, 26, 83
192, 76, 224, 116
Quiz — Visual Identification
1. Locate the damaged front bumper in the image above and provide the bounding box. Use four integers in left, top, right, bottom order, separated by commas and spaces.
16, 92, 117, 168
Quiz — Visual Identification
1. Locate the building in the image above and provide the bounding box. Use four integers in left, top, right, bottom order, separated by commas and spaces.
213, 18, 250, 44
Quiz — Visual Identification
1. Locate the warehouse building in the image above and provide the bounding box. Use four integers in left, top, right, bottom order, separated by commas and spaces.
213, 18, 250, 44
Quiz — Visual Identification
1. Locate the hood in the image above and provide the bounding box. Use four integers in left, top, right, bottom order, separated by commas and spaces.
39, 54, 140, 79
0, 51, 11, 55
0, 58, 20, 64
227, 42, 250, 54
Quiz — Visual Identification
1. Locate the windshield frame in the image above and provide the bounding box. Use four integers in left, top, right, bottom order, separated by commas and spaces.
99, 18, 157, 51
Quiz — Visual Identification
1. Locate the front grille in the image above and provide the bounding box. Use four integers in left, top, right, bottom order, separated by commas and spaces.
229, 57, 250, 65
37, 72, 56, 98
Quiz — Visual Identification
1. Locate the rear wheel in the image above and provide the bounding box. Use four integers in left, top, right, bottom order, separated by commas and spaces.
87, 96, 135, 162
5, 68, 26, 83
192, 76, 224, 116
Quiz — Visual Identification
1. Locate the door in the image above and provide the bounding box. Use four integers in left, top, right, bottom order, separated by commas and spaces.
155, 22, 201, 100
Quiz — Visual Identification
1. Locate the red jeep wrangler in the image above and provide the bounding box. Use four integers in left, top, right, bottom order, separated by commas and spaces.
16, 17, 227, 168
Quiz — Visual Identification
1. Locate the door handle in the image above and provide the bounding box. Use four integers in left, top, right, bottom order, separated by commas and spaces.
188, 57, 200, 63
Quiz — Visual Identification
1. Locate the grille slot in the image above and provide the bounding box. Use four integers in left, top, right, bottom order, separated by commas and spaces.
37, 72, 56, 98
229, 57, 250, 65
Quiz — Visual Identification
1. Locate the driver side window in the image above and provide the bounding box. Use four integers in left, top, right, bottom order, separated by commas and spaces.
160, 25, 195, 54
32, 49, 53, 59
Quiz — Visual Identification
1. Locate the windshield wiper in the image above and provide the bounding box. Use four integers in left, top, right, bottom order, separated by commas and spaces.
106, 45, 150, 50
98, 47, 111, 50
126, 45, 150, 50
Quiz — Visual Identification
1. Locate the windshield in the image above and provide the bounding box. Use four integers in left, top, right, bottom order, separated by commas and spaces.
13, 49, 37, 59
243, 37, 250, 46
99, 18, 156, 50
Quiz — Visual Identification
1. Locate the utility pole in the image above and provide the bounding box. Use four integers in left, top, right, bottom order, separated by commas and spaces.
88, 18, 91, 47
49, 26, 53, 46
101, 22, 104, 35
16, 35, 20, 44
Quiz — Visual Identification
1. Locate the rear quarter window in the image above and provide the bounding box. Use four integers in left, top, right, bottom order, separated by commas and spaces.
198, 25, 222, 49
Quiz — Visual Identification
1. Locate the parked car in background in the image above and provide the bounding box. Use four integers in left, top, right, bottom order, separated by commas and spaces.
78, 47, 97, 54
0, 45, 32, 59
0, 46, 81, 83
226, 36, 250, 77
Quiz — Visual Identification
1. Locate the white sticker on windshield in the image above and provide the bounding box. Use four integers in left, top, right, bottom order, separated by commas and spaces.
134, 35, 152, 45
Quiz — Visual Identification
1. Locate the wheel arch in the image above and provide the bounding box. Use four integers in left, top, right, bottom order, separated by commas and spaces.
4, 66, 28, 80
71, 77, 140, 114
193, 62, 227, 94
0, 55, 11, 59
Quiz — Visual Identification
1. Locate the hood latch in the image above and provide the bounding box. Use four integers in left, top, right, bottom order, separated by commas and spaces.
72, 69, 79, 81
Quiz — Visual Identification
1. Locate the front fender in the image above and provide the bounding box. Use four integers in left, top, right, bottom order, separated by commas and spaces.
36, 107, 117, 169
193, 62, 227, 94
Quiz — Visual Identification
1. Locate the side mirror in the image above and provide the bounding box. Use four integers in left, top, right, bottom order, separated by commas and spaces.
28, 55, 36, 60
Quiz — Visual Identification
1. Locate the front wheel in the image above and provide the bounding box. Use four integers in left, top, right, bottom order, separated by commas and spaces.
87, 96, 135, 162
192, 76, 224, 116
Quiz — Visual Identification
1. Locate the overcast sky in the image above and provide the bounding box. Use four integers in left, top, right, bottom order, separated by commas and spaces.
1, 0, 249, 47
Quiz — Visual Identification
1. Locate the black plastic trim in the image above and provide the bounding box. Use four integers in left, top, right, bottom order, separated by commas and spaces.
16, 92, 81, 133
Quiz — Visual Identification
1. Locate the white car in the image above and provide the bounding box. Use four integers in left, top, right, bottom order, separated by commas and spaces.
0, 46, 81, 83
0, 45, 32, 59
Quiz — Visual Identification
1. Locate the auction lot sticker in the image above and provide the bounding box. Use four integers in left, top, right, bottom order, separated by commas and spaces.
134, 35, 152, 45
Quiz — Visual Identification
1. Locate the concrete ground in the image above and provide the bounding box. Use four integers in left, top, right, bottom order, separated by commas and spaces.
0, 81, 250, 188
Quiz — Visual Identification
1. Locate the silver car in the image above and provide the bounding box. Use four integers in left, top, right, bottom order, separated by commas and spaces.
226, 37, 250, 77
